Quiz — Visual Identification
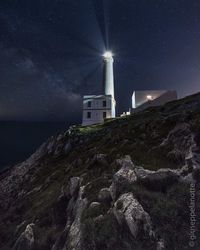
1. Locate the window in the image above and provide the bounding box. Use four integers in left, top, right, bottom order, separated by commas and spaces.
103, 112, 107, 119
87, 101, 91, 107
103, 100, 107, 107
87, 112, 91, 119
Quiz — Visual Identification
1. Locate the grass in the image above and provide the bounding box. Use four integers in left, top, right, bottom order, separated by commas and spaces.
127, 182, 190, 249
1, 92, 200, 249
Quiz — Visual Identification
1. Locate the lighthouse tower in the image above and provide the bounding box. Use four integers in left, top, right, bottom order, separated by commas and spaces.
82, 51, 116, 126
103, 51, 116, 117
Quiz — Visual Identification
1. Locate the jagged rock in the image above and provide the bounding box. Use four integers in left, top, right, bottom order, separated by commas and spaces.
69, 177, 80, 197
64, 186, 88, 250
114, 193, 155, 240
25, 185, 42, 196
156, 239, 165, 250
96, 154, 108, 164
76, 158, 83, 167
14, 221, 27, 238
110, 156, 137, 200
52, 189, 70, 226
89, 154, 108, 167
51, 230, 68, 250
98, 188, 112, 203
56, 134, 64, 141
45, 172, 58, 185
93, 214, 104, 222
46, 139, 55, 154
54, 143, 64, 156
53, 184, 88, 250
179, 164, 190, 176
1, 93, 200, 250
161, 123, 193, 163
135, 167, 179, 190
0, 142, 47, 210
184, 133, 200, 180
115, 155, 135, 169
64, 142, 72, 155
12, 223, 35, 250
71, 158, 83, 169
88, 202, 103, 218
89, 201, 101, 209
180, 173, 195, 184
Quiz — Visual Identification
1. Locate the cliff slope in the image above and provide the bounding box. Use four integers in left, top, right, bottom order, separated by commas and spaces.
0, 93, 200, 250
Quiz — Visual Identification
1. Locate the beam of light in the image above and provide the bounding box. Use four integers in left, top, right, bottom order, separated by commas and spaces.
102, 0, 110, 50
40, 0, 107, 58
92, 0, 111, 50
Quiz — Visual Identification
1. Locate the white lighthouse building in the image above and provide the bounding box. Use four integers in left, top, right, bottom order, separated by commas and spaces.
103, 51, 116, 117
82, 52, 116, 126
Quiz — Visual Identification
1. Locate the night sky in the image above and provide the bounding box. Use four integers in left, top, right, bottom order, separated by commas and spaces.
1, 0, 200, 123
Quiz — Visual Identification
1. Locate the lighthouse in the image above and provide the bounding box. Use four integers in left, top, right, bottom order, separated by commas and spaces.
103, 51, 116, 117
82, 51, 116, 126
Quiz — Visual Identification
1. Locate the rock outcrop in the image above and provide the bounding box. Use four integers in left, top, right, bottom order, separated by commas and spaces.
1, 92, 200, 250
114, 193, 155, 239
110, 155, 137, 200
12, 224, 35, 250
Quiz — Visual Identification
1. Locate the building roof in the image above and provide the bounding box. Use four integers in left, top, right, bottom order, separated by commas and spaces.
83, 95, 112, 100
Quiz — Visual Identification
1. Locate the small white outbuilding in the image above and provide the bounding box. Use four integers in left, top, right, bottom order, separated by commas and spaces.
131, 90, 177, 112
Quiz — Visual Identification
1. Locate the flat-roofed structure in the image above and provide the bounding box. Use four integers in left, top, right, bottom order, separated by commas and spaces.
131, 90, 177, 112
82, 95, 114, 126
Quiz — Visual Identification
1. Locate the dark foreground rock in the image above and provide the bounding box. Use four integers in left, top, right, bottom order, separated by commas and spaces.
1, 92, 200, 250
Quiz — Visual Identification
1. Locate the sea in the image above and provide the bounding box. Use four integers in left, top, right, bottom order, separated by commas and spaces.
0, 121, 73, 171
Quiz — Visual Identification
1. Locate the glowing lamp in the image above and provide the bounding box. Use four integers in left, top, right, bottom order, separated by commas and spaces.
147, 95, 153, 101
103, 51, 113, 59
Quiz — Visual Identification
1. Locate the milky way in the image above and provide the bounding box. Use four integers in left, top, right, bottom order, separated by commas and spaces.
0, 0, 200, 122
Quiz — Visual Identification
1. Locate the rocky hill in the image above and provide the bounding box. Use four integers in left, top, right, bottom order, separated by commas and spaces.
0, 93, 200, 250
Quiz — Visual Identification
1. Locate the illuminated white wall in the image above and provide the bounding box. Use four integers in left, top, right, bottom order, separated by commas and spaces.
82, 95, 112, 126
132, 90, 177, 112
103, 55, 116, 117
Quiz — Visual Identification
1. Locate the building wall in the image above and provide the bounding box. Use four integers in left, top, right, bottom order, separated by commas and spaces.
82, 95, 112, 126
103, 56, 115, 117
132, 90, 167, 108
131, 90, 177, 112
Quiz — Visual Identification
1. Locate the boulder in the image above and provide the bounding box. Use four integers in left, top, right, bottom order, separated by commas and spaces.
64, 142, 72, 155
114, 193, 155, 240
184, 133, 200, 180
46, 139, 55, 154
89, 202, 101, 210
161, 123, 193, 163
98, 188, 112, 203
156, 239, 165, 250
110, 156, 137, 200
90, 154, 108, 166
96, 154, 108, 165
69, 177, 80, 197
135, 167, 179, 191
115, 155, 135, 169
54, 144, 64, 156
64, 186, 88, 250
14, 221, 27, 238
180, 173, 195, 184
12, 223, 35, 250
